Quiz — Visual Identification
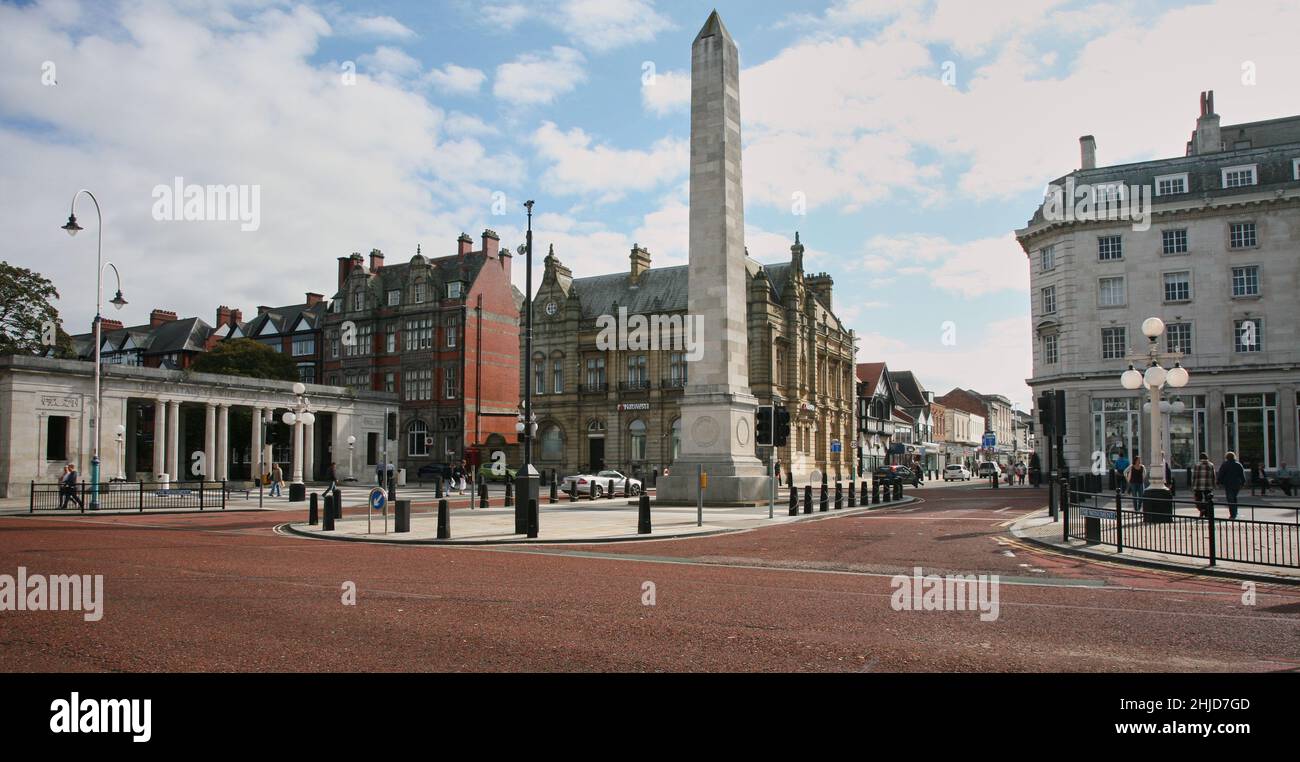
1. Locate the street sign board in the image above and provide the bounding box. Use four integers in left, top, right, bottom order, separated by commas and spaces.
982, 433, 997, 449
831, 440, 842, 453
369, 488, 387, 512
1078, 507, 1116, 520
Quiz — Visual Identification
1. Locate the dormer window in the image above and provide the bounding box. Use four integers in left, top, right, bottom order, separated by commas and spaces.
1154, 172, 1188, 196
351, 290, 365, 312
448, 282, 464, 299
413, 282, 426, 304
1221, 164, 1257, 189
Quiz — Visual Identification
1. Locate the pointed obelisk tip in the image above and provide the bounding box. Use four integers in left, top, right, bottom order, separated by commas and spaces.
695, 9, 731, 43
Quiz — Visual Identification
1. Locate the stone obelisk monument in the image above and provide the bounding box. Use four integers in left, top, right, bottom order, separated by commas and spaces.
657, 10, 768, 506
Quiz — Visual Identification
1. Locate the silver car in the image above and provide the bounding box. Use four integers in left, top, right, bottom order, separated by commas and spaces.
562, 470, 643, 497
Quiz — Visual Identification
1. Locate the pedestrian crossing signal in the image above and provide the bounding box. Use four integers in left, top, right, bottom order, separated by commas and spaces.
755, 405, 773, 447
774, 406, 790, 448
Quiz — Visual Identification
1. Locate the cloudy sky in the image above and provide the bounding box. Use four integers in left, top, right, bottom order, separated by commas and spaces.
2, 0, 1298, 408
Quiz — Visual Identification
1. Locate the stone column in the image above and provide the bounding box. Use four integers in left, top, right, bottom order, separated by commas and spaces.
303, 419, 315, 482
167, 400, 181, 481
216, 404, 230, 481
251, 407, 263, 483
262, 407, 274, 478
204, 403, 217, 482
152, 400, 167, 477
291, 417, 304, 484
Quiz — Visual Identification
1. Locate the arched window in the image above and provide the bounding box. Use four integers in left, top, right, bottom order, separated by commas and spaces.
408, 420, 429, 457
629, 420, 647, 462
670, 418, 682, 462
541, 425, 564, 461
588, 420, 605, 435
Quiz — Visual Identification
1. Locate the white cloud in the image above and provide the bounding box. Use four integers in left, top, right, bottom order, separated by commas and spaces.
358, 45, 422, 83
0, 0, 522, 333
856, 233, 1029, 298
479, 0, 672, 52
641, 69, 689, 116
426, 64, 487, 95
493, 46, 587, 106
531, 122, 687, 200
349, 14, 417, 40
857, 315, 1034, 409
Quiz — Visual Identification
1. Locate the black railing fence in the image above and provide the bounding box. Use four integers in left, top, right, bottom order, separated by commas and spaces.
30, 481, 228, 513
1064, 485, 1299, 569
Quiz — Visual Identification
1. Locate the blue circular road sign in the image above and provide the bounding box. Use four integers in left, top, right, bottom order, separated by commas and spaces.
369, 488, 387, 512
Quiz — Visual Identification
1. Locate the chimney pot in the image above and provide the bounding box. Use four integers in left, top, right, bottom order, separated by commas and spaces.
481, 229, 500, 259
149, 309, 177, 328
369, 249, 384, 272
305, 292, 323, 307
457, 233, 473, 257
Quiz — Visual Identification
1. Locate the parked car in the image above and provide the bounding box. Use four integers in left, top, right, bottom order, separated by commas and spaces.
416, 463, 453, 482
874, 464, 920, 487
976, 461, 1000, 478
562, 470, 643, 497
477, 463, 518, 483
943, 464, 972, 481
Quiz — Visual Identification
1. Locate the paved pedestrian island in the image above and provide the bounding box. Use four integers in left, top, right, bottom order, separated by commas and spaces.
286, 495, 913, 545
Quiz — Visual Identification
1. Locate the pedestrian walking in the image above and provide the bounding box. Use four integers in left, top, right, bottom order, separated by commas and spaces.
460, 459, 472, 495
1277, 462, 1296, 497
1124, 456, 1147, 512
270, 463, 284, 497
1191, 452, 1216, 518
452, 462, 466, 495
58, 464, 81, 510
324, 462, 338, 497
1217, 452, 1246, 519
1164, 461, 1175, 497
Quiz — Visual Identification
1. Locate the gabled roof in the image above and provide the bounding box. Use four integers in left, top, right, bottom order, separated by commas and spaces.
890, 370, 927, 408
245, 302, 324, 337
570, 265, 690, 319
856, 362, 887, 395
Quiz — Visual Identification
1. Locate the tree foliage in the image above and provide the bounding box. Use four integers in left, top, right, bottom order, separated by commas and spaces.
192, 337, 298, 381
0, 261, 74, 358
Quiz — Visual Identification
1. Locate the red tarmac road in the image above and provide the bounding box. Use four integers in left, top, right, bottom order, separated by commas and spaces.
1, 483, 1297, 672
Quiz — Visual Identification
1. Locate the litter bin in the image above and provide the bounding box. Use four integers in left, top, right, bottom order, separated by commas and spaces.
1142, 486, 1174, 523
398, 468, 407, 487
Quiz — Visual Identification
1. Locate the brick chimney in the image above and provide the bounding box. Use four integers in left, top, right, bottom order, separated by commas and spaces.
1079, 135, 1096, 170
1193, 90, 1221, 155
629, 244, 651, 285
305, 292, 323, 307
369, 248, 384, 272
215, 305, 232, 327
149, 309, 177, 327
230, 308, 243, 325
481, 229, 500, 259
99, 318, 124, 333
457, 232, 474, 257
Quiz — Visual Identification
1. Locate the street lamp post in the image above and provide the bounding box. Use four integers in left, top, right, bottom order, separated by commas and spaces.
281, 382, 315, 502
1120, 317, 1191, 503
62, 190, 128, 511
114, 424, 126, 481
347, 435, 357, 481
514, 200, 540, 536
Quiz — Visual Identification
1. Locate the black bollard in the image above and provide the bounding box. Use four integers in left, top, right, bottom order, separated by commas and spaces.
819, 481, 829, 512
549, 476, 558, 505
872, 481, 880, 504
848, 482, 856, 508
479, 482, 488, 510
322, 496, 335, 531
651, 469, 658, 488
395, 499, 411, 533
835, 482, 843, 510
527, 498, 539, 539
894, 482, 903, 501
504, 479, 514, 508
789, 485, 799, 516
608, 479, 615, 499
803, 485, 813, 515
992, 472, 999, 490
590, 480, 597, 501
638, 492, 652, 534
309, 492, 319, 525
569, 482, 577, 503
435, 477, 443, 499
624, 477, 630, 499
437, 498, 451, 539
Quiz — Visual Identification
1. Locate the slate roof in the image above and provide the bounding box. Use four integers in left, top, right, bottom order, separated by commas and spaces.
73, 317, 213, 358
245, 302, 324, 337
569, 265, 690, 319
890, 370, 927, 409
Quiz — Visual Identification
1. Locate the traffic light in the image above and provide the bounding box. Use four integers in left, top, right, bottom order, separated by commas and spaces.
386, 411, 398, 441
773, 406, 791, 448
755, 405, 774, 447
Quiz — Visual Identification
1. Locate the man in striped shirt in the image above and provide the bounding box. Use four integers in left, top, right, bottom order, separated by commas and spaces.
1191, 452, 1216, 518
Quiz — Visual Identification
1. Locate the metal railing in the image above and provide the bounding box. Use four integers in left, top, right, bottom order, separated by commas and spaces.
1064, 485, 1299, 569
30, 480, 229, 513
619, 379, 651, 392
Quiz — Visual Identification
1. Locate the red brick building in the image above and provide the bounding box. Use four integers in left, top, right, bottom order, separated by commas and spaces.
321, 231, 521, 472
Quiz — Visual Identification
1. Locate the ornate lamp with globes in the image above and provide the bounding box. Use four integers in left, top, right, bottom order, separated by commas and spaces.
1119, 317, 1191, 522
